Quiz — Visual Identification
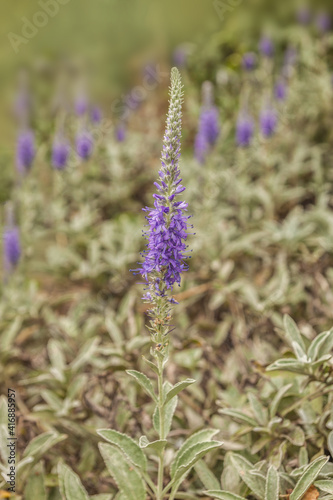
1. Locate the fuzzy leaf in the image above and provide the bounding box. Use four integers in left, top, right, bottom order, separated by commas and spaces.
126, 370, 157, 402
97, 429, 147, 471
270, 384, 293, 418
194, 459, 220, 490
266, 358, 309, 374
230, 454, 266, 499
139, 435, 167, 454
23, 431, 67, 460
248, 393, 268, 426
164, 378, 196, 405
290, 456, 329, 500
265, 465, 279, 500
308, 329, 333, 362
153, 381, 177, 437
284, 315, 306, 354
172, 441, 222, 482
142, 356, 159, 375
58, 463, 89, 500
314, 480, 333, 494
98, 443, 146, 500
219, 408, 257, 427
171, 429, 219, 477
205, 492, 247, 500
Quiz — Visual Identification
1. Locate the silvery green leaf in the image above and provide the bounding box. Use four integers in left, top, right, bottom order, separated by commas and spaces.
25, 463, 46, 500
70, 338, 100, 371
308, 328, 333, 362
219, 409, 257, 427
126, 370, 157, 402
172, 440, 222, 482
47, 339, 66, 372
23, 431, 67, 460
265, 465, 279, 500
142, 356, 159, 375
170, 429, 219, 477
0, 317, 22, 353
248, 393, 268, 426
194, 459, 220, 490
283, 315, 306, 354
205, 492, 247, 500
270, 384, 293, 418
164, 378, 196, 405
284, 426, 305, 446
41, 389, 63, 411
310, 355, 332, 369
153, 381, 177, 436
98, 443, 146, 500
230, 454, 266, 499
328, 431, 333, 458
58, 463, 89, 500
138, 435, 167, 454
97, 429, 147, 471
266, 358, 309, 374
289, 456, 329, 500
315, 480, 333, 494
292, 341, 308, 362
299, 447, 309, 467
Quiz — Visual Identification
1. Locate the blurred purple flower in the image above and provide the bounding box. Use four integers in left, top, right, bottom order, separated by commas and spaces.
236, 113, 254, 147
3, 204, 21, 277
274, 80, 287, 101
316, 11, 331, 33
297, 6, 311, 25
115, 123, 126, 142
259, 36, 274, 58
52, 136, 70, 170
194, 132, 208, 164
260, 107, 278, 137
16, 129, 35, 174
242, 52, 256, 71
91, 106, 102, 124
76, 131, 93, 160
173, 47, 187, 68
74, 95, 88, 116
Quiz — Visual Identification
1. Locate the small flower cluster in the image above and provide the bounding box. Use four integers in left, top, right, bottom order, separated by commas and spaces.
194, 82, 219, 164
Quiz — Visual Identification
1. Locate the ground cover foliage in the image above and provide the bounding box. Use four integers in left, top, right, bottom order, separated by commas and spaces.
1, 13, 333, 500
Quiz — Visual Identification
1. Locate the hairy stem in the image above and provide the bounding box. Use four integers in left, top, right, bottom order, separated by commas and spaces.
157, 357, 165, 500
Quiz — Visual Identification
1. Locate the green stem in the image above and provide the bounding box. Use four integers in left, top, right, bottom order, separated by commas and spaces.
280, 384, 333, 417
157, 357, 165, 500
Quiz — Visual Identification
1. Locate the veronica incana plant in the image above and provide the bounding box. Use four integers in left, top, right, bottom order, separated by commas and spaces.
57, 68, 222, 500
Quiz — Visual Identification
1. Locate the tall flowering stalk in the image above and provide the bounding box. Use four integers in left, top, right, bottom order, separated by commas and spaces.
96, 68, 221, 500
3, 203, 21, 281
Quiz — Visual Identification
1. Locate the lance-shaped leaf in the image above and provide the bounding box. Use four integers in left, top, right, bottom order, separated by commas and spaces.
265, 465, 279, 500
289, 456, 329, 500
58, 463, 89, 500
194, 459, 220, 490
171, 429, 220, 477
97, 429, 147, 471
219, 409, 257, 427
142, 356, 159, 375
172, 440, 222, 482
307, 328, 333, 362
164, 378, 196, 405
153, 381, 177, 437
270, 384, 293, 418
98, 443, 146, 500
230, 454, 266, 499
248, 393, 268, 426
139, 435, 167, 454
314, 480, 333, 494
126, 370, 157, 402
283, 315, 306, 354
205, 492, 247, 500
23, 431, 67, 460
266, 358, 309, 374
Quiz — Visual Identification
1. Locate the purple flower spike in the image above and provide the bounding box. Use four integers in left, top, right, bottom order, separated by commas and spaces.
115, 123, 126, 142
274, 80, 287, 101
236, 113, 254, 147
259, 36, 274, 58
260, 107, 278, 138
52, 136, 70, 170
74, 95, 88, 116
242, 52, 257, 71
91, 106, 102, 124
316, 11, 331, 33
132, 68, 190, 294
16, 129, 35, 174
200, 106, 219, 146
76, 131, 93, 160
3, 205, 21, 277
194, 132, 208, 164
